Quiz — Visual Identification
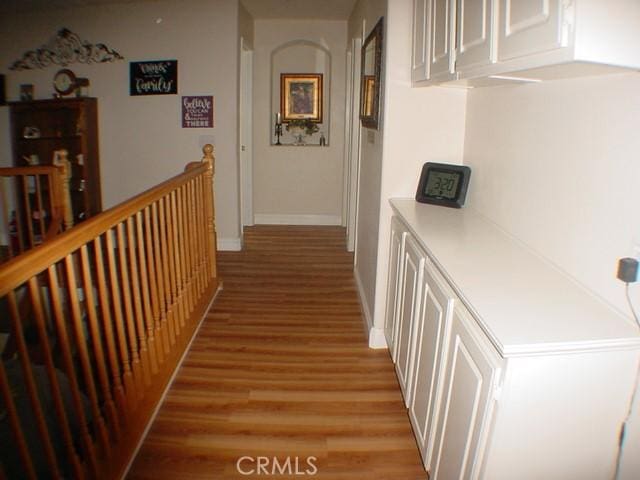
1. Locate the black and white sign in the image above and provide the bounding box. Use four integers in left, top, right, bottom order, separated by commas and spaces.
130, 60, 177, 96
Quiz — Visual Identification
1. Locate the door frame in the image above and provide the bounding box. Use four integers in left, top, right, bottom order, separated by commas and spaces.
240, 38, 254, 230
344, 37, 362, 254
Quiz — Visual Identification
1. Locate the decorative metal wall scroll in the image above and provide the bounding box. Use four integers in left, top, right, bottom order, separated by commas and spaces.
9, 28, 124, 71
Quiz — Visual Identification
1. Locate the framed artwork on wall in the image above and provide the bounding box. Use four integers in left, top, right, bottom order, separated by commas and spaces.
280, 73, 322, 123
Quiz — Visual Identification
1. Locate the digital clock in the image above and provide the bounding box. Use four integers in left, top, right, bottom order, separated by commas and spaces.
415, 162, 471, 208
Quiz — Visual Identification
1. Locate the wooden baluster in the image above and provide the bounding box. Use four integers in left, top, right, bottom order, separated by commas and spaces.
196, 175, 208, 287
105, 229, 138, 409
6, 291, 62, 477
52, 149, 73, 230
126, 215, 155, 381
164, 195, 182, 338
33, 174, 46, 240
203, 144, 217, 281
0, 356, 38, 480
169, 191, 186, 332
0, 176, 12, 258
152, 201, 171, 353
92, 235, 127, 427
136, 210, 161, 371
21, 176, 35, 249
116, 222, 146, 395
158, 199, 177, 346
26, 277, 84, 478
187, 179, 202, 297
78, 245, 120, 444
63, 253, 111, 457
46, 265, 99, 476
144, 206, 165, 364
176, 185, 193, 316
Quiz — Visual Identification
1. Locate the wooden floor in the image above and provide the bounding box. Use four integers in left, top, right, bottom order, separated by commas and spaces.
127, 226, 426, 479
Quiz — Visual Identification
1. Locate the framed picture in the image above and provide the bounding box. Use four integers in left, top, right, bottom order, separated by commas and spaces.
280, 73, 322, 123
130, 60, 178, 96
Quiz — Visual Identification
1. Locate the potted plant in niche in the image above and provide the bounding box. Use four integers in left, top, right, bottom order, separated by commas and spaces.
285, 119, 319, 145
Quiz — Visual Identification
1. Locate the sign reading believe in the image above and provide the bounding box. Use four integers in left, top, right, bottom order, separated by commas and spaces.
182, 96, 214, 128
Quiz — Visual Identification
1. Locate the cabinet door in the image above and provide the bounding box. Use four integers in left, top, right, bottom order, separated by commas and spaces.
431, 304, 502, 480
412, 0, 431, 82
498, 0, 566, 61
430, 0, 456, 80
384, 216, 406, 359
395, 235, 425, 404
408, 260, 455, 472
455, 0, 495, 71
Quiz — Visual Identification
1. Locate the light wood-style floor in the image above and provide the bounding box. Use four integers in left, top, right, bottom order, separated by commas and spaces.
127, 226, 426, 479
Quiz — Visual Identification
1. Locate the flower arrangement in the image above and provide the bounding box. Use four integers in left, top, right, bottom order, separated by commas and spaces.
285, 119, 319, 136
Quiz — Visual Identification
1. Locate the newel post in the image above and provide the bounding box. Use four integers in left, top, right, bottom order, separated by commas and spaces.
202, 144, 217, 278
52, 149, 74, 230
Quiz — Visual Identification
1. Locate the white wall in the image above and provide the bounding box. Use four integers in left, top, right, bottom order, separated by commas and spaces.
464, 72, 640, 318
349, 0, 467, 345
0, 0, 242, 248
252, 19, 347, 225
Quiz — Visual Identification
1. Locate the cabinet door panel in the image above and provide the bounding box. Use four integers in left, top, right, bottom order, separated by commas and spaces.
412, 0, 430, 82
455, 0, 494, 70
384, 217, 406, 359
432, 305, 502, 479
395, 235, 425, 404
430, 0, 455, 78
498, 0, 565, 61
409, 262, 454, 471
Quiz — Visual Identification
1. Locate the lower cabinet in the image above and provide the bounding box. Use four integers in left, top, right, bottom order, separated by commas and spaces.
385, 205, 640, 479
429, 304, 502, 479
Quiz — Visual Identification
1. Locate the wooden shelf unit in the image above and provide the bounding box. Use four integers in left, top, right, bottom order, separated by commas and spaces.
9, 97, 102, 223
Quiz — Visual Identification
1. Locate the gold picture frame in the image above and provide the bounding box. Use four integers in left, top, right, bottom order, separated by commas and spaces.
280, 73, 323, 123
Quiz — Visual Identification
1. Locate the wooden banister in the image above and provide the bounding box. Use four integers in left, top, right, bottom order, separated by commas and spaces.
0, 145, 220, 479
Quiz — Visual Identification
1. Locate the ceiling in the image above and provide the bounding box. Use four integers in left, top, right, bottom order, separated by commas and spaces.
240, 0, 357, 20
0, 0, 358, 19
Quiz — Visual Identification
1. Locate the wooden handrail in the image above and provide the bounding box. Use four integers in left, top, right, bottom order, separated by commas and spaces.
0, 148, 212, 297
0, 144, 220, 479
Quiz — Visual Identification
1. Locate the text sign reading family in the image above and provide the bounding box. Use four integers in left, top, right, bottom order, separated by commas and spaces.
182, 96, 214, 128
130, 60, 177, 96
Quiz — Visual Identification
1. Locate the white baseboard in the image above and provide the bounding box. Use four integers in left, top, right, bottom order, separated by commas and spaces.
254, 214, 342, 226
217, 237, 242, 251
368, 327, 387, 349
354, 267, 388, 350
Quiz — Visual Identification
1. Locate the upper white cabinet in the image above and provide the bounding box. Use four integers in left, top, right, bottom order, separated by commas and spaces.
411, 0, 640, 86
497, 0, 566, 61
411, 0, 430, 82
455, 0, 496, 70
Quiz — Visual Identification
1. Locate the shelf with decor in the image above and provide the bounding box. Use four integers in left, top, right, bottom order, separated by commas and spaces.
9, 97, 101, 224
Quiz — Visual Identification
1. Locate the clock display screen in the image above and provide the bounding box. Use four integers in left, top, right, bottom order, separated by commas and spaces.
424, 171, 460, 200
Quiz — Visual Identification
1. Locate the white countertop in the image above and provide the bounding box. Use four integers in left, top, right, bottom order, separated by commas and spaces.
390, 198, 640, 356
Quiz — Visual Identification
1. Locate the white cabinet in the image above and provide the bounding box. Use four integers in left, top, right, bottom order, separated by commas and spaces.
394, 234, 425, 404
410, 0, 640, 86
497, 0, 566, 61
430, 0, 457, 81
430, 304, 502, 479
411, 0, 430, 82
455, 0, 496, 71
383, 216, 406, 360
408, 260, 455, 471
387, 200, 640, 479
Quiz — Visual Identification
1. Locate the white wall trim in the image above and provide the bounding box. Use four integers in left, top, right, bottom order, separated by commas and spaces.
217, 237, 242, 251
354, 266, 386, 349
368, 327, 387, 349
254, 214, 342, 226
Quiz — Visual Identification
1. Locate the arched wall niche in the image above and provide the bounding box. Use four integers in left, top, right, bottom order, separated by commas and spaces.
271, 40, 331, 146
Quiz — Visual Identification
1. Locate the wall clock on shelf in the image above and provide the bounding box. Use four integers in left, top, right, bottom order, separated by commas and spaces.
53, 68, 77, 96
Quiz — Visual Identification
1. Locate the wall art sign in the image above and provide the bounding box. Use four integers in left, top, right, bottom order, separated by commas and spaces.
9, 28, 123, 71
130, 60, 177, 96
182, 96, 214, 128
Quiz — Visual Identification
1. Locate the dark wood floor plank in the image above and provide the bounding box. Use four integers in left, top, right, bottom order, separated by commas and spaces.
127, 226, 425, 479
